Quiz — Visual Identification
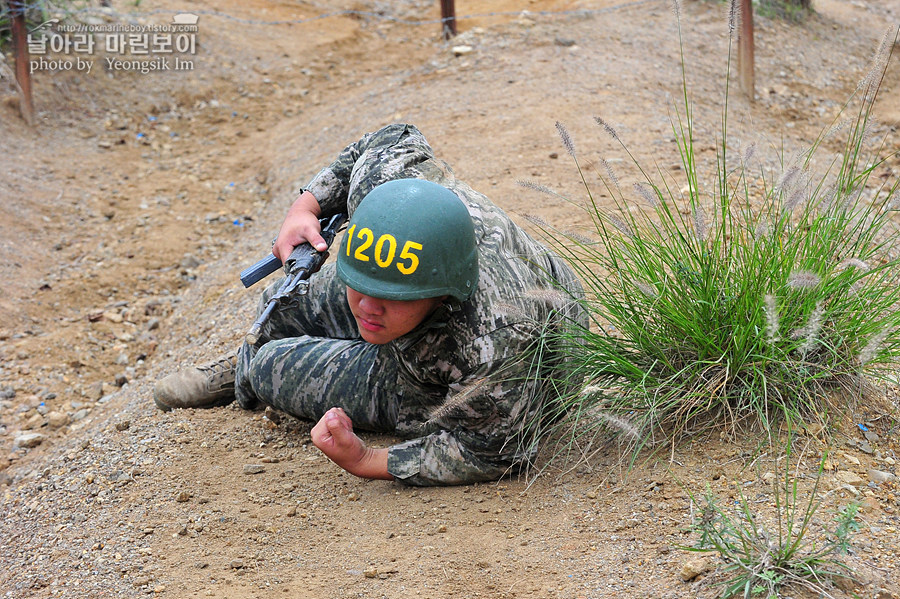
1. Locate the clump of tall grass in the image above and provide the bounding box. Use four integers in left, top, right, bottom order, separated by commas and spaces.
528, 15, 900, 457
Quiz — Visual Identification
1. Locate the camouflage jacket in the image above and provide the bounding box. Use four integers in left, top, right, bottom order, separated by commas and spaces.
306, 123, 586, 485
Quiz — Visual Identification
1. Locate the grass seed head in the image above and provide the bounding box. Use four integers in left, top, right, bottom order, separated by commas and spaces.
742, 141, 757, 165
692, 204, 708, 242
793, 301, 825, 357
858, 27, 895, 96
585, 406, 641, 440
764, 294, 781, 345
787, 270, 821, 290
565, 230, 598, 245
523, 288, 572, 308
523, 213, 550, 228
429, 378, 488, 424
598, 158, 620, 190
634, 182, 659, 208
858, 328, 891, 366
556, 121, 576, 158
727, 0, 741, 34
838, 258, 871, 272
517, 180, 555, 196
594, 117, 621, 142
606, 212, 634, 238
635, 280, 659, 299
783, 185, 807, 214
777, 165, 801, 195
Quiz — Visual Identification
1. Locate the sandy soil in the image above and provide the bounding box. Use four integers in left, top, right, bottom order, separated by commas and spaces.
1, 0, 900, 597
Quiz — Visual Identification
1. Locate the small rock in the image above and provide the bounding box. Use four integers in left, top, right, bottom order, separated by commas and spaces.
834, 574, 859, 593
264, 406, 282, 424
841, 483, 861, 496
115, 373, 128, 387
14, 433, 47, 448
47, 411, 69, 429
102, 311, 124, 323
864, 430, 880, 444
868, 469, 897, 484
180, 254, 201, 269
243, 464, 265, 475
72, 408, 91, 421
24, 413, 44, 430
679, 557, 711, 581
230, 559, 244, 569
437, 524, 447, 533
842, 452, 861, 466
87, 382, 104, 400
861, 496, 881, 513
0, 386, 15, 399
175, 490, 191, 503
858, 440, 875, 455
364, 566, 378, 578
115, 420, 131, 431
451, 45, 473, 56
835, 471, 865, 487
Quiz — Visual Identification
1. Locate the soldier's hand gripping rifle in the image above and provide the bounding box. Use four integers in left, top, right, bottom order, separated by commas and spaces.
239, 213, 347, 345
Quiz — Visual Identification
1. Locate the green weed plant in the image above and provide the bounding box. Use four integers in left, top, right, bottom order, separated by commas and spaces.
684, 440, 861, 598
527, 14, 900, 459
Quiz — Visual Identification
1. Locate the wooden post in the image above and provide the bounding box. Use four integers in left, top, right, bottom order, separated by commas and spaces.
737, 0, 755, 100
10, 0, 35, 125
440, 0, 457, 39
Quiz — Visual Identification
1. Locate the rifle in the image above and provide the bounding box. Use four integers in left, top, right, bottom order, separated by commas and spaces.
239, 213, 347, 345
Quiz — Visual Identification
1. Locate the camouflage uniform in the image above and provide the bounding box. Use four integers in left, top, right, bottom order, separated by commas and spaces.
235, 124, 586, 486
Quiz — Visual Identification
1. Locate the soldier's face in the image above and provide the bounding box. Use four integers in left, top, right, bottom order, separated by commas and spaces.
346, 287, 443, 344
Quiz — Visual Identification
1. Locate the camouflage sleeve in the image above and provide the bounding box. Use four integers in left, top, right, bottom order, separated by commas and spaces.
304, 123, 436, 217
387, 325, 546, 486
386, 371, 540, 486
387, 431, 513, 486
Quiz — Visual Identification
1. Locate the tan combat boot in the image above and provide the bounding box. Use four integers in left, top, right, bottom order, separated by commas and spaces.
153, 353, 237, 411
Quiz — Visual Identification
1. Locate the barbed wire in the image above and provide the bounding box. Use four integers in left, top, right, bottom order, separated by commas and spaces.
1, 0, 656, 31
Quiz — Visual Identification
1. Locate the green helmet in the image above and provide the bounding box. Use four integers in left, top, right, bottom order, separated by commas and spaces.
336, 179, 479, 301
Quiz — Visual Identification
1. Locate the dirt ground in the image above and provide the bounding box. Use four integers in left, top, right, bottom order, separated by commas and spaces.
2, 0, 900, 597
